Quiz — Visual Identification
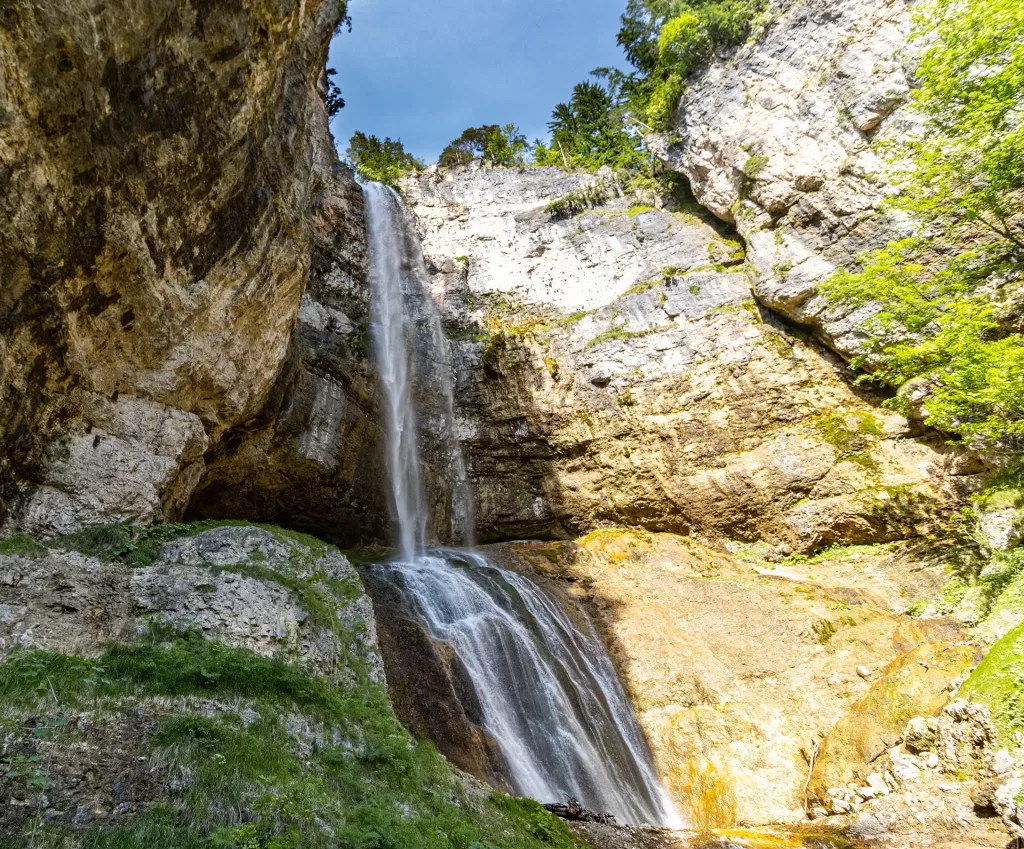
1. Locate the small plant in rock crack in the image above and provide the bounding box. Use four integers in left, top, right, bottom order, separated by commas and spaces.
230, 792, 314, 849
1, 753, 51, 792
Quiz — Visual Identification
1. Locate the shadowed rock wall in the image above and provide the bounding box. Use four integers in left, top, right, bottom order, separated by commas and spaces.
0, 0, 347, 535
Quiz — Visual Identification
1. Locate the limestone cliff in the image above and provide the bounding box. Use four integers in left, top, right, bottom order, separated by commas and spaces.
0, 0, 357, 537
402, 164, 982, 552
650, 0, 921, 357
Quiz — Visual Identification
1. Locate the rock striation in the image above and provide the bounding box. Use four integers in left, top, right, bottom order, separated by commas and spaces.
650, 0, 922, 358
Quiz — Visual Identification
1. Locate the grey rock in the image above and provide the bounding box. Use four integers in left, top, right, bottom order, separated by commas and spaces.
0, 526, 383, 686
904, 716, 940, 753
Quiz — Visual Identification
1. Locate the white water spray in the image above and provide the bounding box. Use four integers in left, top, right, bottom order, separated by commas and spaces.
364, 182, 681, 828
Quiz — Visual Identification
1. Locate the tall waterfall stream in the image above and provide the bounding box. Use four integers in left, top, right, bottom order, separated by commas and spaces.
364, 182, 681, 829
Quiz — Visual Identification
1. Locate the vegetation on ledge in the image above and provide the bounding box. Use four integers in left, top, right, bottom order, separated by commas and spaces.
346, 132, 423, 189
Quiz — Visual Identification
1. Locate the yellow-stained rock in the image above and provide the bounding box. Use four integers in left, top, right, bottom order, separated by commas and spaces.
808, 641, 979, 800
499, 531, 971, 825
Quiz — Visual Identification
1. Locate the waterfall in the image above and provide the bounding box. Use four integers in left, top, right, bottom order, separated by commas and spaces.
363, 182, 682, 829
366, 181, 472, 558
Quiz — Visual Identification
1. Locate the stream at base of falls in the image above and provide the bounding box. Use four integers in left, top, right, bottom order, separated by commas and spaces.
364, 180, 682, 829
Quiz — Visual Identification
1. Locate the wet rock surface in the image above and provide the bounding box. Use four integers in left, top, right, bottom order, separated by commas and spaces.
486, 532, 1016, 848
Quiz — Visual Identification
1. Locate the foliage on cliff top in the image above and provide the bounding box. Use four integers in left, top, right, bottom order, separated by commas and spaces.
616, 0, 768, 131
0, 628, 586, 849
440, 125, 528, 169
347, 132, 423, 189
534, 78, 646, 171
819, 0, 1024, 447
529, 0, 766, 174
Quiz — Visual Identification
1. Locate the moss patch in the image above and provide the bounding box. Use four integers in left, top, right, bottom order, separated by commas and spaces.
809, 641, 977, 799
975, 463, 1024, 511
962, 622, 1024, 745
813, 414, 876, 462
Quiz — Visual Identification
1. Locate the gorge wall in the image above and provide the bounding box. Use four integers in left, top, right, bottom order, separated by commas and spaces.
402, 164, 982, 552
0, 0, 1021, 847
0, 0, 387, 543
391, 160, 1017, 844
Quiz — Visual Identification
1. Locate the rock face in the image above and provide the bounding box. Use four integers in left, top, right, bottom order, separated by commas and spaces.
501, 532, 960, 824
0, 525, 382, 684
501, 532, 1013, 848
0, 524, 393, 838
188, 170, 390, 543
0, 0, 347, 535
403, 165, 980, 550
651, 0, 922, 357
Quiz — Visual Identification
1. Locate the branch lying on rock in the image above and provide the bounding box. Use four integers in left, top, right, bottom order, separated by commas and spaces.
544, 798, 617, 824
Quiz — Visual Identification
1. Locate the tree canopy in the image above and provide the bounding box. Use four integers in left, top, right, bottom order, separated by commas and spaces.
439, 125, 528, 169
347, 132, 422, 189
615, 0, 766, 130
533, 77, 644, 171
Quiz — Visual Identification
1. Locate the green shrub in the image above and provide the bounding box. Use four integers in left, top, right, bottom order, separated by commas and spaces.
647, 74, 685, 131
963, 622, 1024, 743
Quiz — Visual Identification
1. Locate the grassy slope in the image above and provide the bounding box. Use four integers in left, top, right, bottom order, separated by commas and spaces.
0, 524, 584, 849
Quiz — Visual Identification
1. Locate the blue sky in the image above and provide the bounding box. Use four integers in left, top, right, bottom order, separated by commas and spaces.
327, 0, 628, 165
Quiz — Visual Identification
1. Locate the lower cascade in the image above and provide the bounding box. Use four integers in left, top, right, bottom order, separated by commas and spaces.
364, 182, 682, 829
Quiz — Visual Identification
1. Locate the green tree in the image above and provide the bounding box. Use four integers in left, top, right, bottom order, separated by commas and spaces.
346, 132, 422, 189
324, 68, 345, 118
615, 0, 767, 130
547, 78, 643, 170
819, 0, 1024, 445
485, 124, 528, 166
439, 125, 498, 168
439, 125, 528, 168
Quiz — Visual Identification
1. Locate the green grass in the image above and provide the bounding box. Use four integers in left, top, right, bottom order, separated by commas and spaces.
0, 629, 586, 849
783, 542, 893, 567
0, 535, 45, 557
962, 622, 1024, 745
975, 462, 1024, 512
584, 323, 670, 351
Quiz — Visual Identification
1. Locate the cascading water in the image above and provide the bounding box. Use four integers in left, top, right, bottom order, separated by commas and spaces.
364, 182, 681, 829
366, 181, 472, 557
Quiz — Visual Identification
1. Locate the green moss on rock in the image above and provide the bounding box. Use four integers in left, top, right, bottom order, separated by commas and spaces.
809, 641, 977, 800
962, 623, 1024, 745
